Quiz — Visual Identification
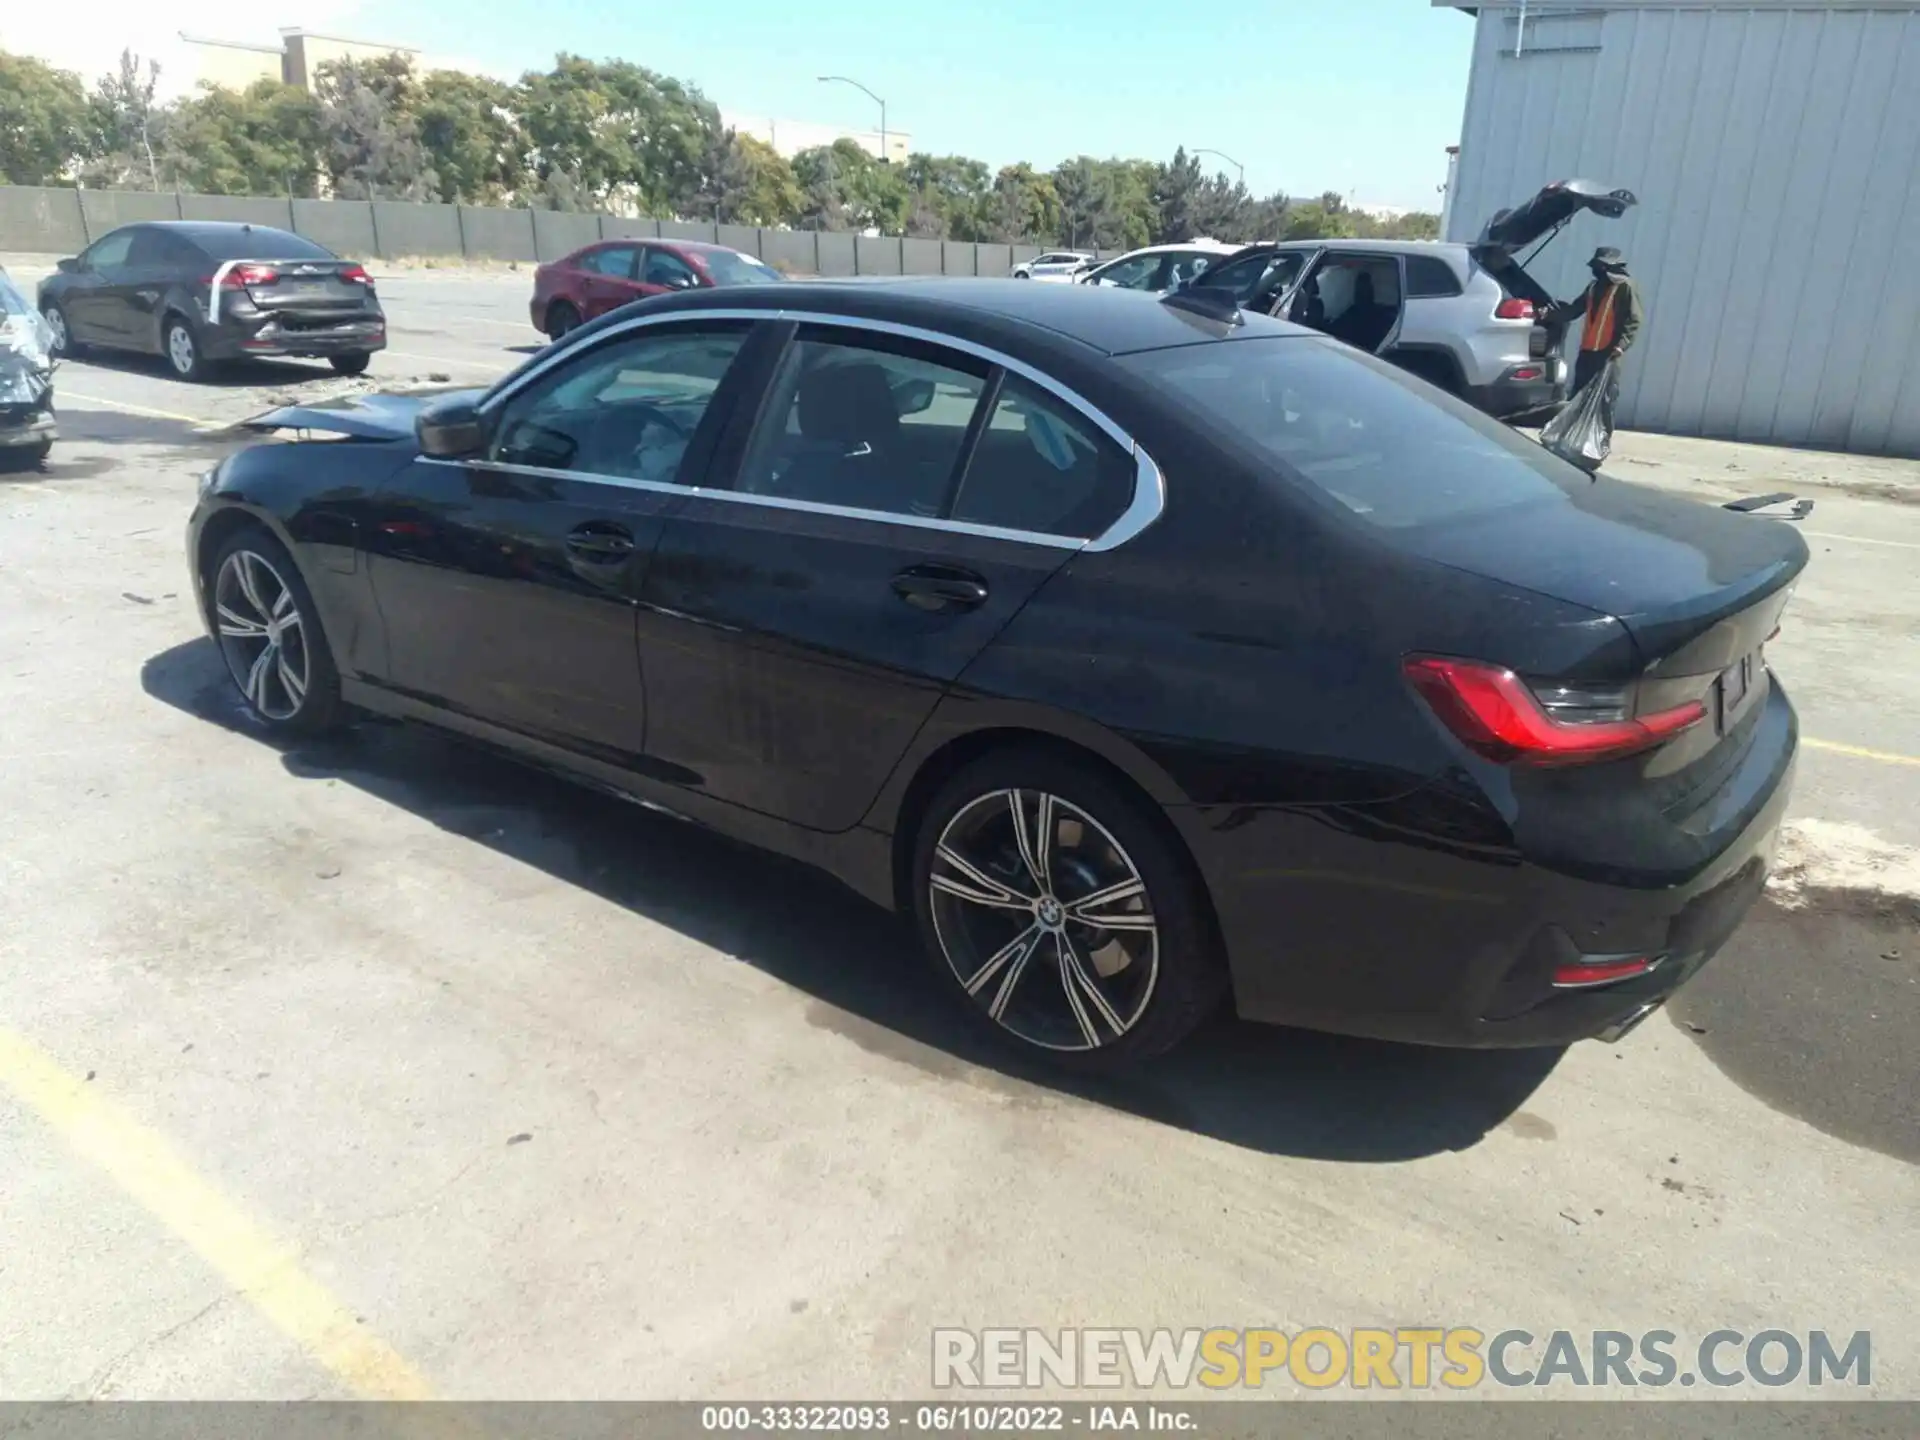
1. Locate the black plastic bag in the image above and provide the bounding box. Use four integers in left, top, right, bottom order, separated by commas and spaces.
1541, 359, 1617, 472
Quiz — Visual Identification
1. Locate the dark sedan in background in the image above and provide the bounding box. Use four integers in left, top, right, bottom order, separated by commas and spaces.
531, 238, 782, 339
39, 221, 385, 381
188, 279, 1804, 1070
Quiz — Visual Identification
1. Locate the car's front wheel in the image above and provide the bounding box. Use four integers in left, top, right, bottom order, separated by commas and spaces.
329, 352, 371, 376
164, 316, 212, 382
545, 300, 581, 341
911, 750, 1225, 1070
209, 528, 345, 736
41, 303, 75, 357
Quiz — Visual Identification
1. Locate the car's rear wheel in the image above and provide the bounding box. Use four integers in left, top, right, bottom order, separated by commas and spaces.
911, 750, 1224, 1070
164, 315, 213, 382
41, 303, 75, 357
545, 300, 581, 341
329, 352, 371, 376
209, 528, 345, 736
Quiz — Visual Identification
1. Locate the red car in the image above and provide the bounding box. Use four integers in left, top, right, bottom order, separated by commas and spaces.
530, 239, 783, 339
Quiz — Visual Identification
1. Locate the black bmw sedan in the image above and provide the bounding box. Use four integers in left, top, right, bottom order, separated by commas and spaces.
187, 279, 1805, 1069
39, 221, 385, 381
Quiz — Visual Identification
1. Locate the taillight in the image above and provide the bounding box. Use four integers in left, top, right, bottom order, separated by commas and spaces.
1495, 298, 1535, 320
1403, 657, 1708, 767
340, 264, 372, 285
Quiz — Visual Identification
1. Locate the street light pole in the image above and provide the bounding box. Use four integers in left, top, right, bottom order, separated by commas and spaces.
818, 75, 889, 163
1192, 148, 1246, 188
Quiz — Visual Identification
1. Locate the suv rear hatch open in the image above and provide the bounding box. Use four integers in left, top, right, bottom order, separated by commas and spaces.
1471, 180, 1638, 358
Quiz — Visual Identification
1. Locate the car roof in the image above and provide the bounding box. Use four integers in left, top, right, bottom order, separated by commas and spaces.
124, 221, 305, 245
1106, 240, 1239, 258
635, 276, 1309, 357
1234, 238, 1469, 257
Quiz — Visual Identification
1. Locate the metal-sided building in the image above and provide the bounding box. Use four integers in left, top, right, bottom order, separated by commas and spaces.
1438, 0, 1920, 456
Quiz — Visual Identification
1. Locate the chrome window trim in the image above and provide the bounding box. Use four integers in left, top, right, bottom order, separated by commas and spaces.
476, 305, 1166, 552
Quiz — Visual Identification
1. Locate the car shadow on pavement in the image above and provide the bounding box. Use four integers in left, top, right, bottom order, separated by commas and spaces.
141, 637, 1565, 1163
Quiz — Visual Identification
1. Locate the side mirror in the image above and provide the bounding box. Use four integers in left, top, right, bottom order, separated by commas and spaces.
667, 273, 697, 290
892, 377, 936, 416
57, 257, 79, 274
415, 397, 487, 459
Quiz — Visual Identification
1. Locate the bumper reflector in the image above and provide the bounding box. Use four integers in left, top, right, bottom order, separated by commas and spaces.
1552, 954, 1659, 989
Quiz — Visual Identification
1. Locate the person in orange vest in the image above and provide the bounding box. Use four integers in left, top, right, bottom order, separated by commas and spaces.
1546, 246, 1644, 398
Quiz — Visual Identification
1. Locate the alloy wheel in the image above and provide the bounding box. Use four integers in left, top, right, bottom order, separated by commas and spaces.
167, 324, 197, 377
42, 306, 68, 353
213, 549, 310, 722
928, 788, 1159, 1052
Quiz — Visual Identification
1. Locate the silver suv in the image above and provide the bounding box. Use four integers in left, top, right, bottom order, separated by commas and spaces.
1194, 181, 1636, 421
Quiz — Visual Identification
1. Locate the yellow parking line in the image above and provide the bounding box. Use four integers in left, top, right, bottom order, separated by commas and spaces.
1804, 737, 1920, 767
0, 1028, 436, 1400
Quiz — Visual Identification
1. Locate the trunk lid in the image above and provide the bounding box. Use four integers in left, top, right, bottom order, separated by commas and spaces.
1399, 476, 1808, 674
1474, 179, 1638, 256
238, 388, 483, 442
235, 259, 372, 314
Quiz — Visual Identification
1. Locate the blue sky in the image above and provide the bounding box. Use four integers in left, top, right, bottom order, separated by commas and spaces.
368, 0, 1476, 211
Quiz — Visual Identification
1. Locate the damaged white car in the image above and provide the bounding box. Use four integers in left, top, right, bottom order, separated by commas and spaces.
0, 268, 57, 469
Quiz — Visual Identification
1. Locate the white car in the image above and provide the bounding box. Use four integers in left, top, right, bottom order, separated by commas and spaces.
1013, 250, 1095, 282
1075, 240, 1240, 295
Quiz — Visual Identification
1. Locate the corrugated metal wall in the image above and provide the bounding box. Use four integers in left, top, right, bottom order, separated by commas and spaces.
1446, 2, 1920, 456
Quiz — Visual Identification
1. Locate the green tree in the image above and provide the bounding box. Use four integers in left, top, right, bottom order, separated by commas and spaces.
792, 139, 905, 233
903, 152, 990, 239
983, 162, 1059, 244
417, 69, 525, 204
1282, 191, 1358, 241
0, 51, 88, 185
315, 55, 437, 200
82, 49, 163, 190
1051, 156, 1155, 250
516, 56, 717, 216
163, 80, 323, 197
695, 131, 801, 226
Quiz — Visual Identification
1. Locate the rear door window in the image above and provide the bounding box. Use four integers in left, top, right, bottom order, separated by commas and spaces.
1406, 254, 1464, 298
951, 377, 1135, 538
733, 330, 988, 518
1120, 336, 1580, 530
582, 246, 639, 277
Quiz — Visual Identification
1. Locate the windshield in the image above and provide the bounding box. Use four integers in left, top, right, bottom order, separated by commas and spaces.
703, 249, 783, 286
1120, 336, 1585, 531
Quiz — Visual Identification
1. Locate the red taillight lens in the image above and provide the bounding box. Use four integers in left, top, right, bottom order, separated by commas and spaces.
1403, 657, 1708, 767
340, 264, 371, 285
1495, 298, 1535, 320
1510, 366, 1542, 381
210, 264, 279, 289
1552, 955, 1657, 989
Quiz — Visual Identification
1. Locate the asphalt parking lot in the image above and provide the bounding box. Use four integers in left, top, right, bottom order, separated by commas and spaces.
1, 256, 1917, 1403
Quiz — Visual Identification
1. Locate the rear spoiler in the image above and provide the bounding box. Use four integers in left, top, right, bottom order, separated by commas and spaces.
1723, 493, 1814, 521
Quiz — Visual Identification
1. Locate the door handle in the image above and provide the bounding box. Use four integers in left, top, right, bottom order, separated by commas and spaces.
566, 523, 636, 562
892, 564, 989, 613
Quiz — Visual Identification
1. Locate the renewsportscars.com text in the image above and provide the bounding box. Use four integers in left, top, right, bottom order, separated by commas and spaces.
931, 1327, 1872, 1391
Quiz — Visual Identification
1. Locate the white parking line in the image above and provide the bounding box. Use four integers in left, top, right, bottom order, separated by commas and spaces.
1802, 529, 1920, 552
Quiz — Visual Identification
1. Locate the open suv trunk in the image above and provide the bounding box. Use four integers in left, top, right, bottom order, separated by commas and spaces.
1472, 179, 1638, 379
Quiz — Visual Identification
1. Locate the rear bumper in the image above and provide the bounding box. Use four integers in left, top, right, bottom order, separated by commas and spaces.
1466, 370, 1566, 421
1175, 680, 1798, 1049
203, 311, 387, 360
0, 401, 56, 446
